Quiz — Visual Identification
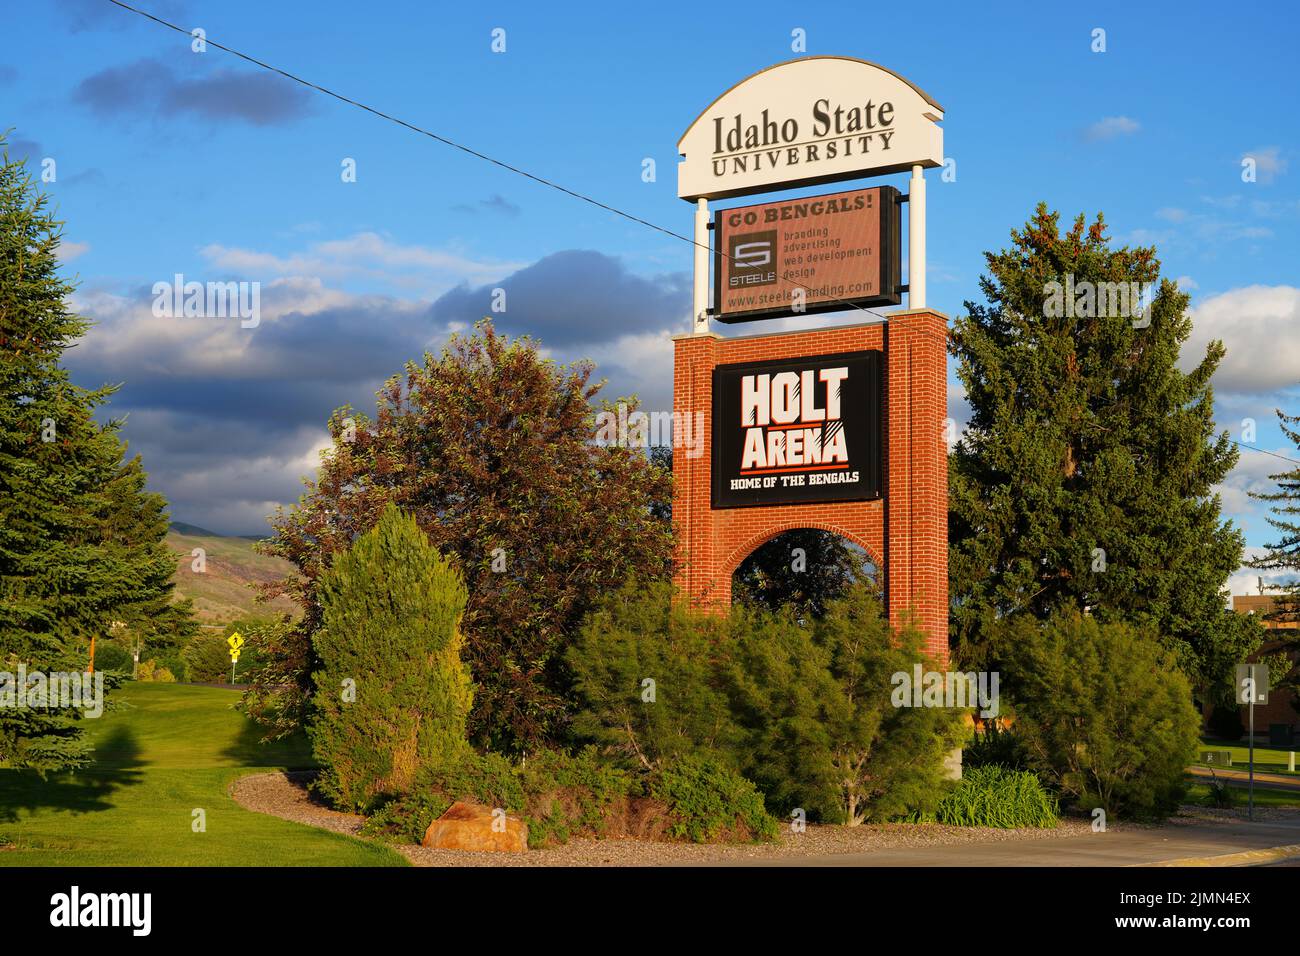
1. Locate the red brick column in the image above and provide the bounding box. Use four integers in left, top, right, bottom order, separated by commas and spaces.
671, 312, 948, 665
671, 331, 723, 607
884, 309, 949, 664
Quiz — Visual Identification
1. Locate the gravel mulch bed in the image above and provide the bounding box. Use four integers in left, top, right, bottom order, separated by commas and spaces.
231, 770, 1135, 867
231, 771, 368, 838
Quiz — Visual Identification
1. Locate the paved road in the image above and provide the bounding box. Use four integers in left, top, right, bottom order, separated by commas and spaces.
728, 817, 1300, 867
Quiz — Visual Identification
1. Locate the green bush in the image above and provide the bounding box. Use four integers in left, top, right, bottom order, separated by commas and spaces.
153, 650, 188, 683
729, 589, 966, 824
310, 504, 474, 812
362, 746, 778, 848
1205, 770, 1235, 809
520, 747, 636, 847
239, 619, 308, 738
93, 643, 134, 674
568, 583, 964, 826
963, 720, 1027, 770
650, 753, 778, 843
566, 580, 740, 769
934, 765, 1059, 828
95, 643, 185, 679
995, 612, 1200, 820
364, 750, 524, 843
134, 659, 175, 682
183, 634, 232, 683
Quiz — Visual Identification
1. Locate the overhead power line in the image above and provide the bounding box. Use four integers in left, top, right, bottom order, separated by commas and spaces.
97, 1, 1300, 460
102, 0, 887, 320
1226, 437, 1300, 468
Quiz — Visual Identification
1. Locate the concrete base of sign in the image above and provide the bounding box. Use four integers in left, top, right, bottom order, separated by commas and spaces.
943, 747, 963, 781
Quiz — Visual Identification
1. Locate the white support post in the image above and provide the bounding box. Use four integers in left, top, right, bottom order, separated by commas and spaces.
908, 164, 926, 310
693, 198, 710, 333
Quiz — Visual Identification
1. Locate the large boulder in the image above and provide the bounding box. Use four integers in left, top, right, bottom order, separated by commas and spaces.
421, 800, 528, 853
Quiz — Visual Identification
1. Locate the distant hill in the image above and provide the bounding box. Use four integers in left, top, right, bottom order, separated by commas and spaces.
170, 521, 264, 542
167, 524, 301, 625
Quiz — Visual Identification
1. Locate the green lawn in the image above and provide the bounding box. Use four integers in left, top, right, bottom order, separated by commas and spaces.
1195, 737, 1300, 776
1186, 783, 1300, 808
0, 683, 407, 866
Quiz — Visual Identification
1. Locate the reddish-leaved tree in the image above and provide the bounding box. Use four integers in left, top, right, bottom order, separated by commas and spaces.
246, 320, 673, 753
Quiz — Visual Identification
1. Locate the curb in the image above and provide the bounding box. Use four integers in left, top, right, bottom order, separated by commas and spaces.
1136, 843, 1300, 867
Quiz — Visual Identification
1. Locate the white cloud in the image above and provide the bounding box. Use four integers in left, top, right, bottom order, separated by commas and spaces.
61, 240, 91, 262
1183, 285, 1300, 393
1241, 146, 1287, 184
577, 330, 678, 415
68, 241, 689, 534
200, 231, 525, 294
1085, 116, 1140, 141
1214, 443, 1294, 530
1226, 549, 1298, 599
70, 277, 435, 379
1251, 198, 1300, 218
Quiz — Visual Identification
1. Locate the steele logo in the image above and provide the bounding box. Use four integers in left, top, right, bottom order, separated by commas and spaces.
729, 230, 777, 287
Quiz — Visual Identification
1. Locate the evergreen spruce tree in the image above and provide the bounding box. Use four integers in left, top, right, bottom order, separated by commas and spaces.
97, 452, 198, 650
310, 504, 474, 811
0, 140, 191, 770
1248, 409, 1300, 703
950, 205, 1259, 689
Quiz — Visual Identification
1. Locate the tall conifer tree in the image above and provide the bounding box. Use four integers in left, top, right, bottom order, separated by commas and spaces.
0, 140, 192, 770
949, 204, 1259, 689
1248, 410, 1300, 703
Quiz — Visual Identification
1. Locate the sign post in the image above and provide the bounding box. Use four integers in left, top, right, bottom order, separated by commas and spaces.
694, 199, 710, 333
1237, 662, 1270, 821
909, 165, 926, 308
227, 631, 245, 685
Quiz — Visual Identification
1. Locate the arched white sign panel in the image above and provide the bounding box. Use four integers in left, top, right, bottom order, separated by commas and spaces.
677, 56, 943, 202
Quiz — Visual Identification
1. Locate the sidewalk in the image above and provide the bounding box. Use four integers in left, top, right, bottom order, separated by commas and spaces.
1189, 766, 1300, 791
732, 816, 1300, 867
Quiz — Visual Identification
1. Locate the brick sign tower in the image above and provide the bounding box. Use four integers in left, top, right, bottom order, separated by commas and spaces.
672, 57, 949, 664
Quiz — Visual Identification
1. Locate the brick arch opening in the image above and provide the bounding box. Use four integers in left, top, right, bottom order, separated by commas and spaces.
723, 523, 882, 583
671, 310, 949, 664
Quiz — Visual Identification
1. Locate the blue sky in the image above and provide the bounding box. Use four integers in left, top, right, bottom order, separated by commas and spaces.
5, 0, 1298, 592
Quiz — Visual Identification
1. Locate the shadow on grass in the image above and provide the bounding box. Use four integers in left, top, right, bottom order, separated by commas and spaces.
217, 703, 316, 770
0, 724, 146, 824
